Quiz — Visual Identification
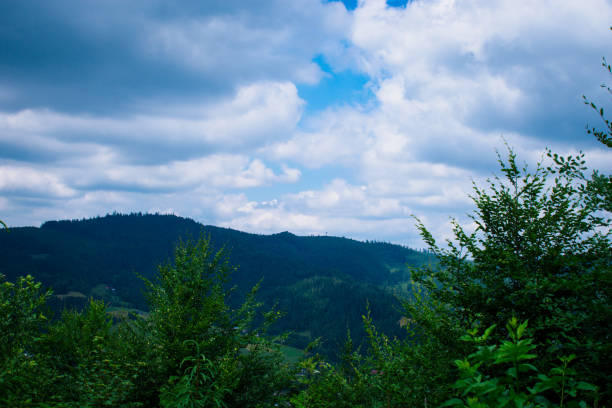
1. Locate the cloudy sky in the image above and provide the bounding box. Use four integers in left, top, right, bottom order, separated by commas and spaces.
1, 0, 611, 247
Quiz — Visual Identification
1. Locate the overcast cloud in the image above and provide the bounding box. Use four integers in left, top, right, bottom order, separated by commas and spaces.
1, 0, 611, 247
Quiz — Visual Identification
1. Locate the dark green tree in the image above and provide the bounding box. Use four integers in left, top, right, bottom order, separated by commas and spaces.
290, 299, 462, 407
412, 145, 611, 399
0, 274, 56, 406
41, 299, 143, 407
0, 235, 293, 407
138, 236, 292, 407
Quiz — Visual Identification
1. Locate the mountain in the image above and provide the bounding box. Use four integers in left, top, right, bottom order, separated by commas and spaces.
0, 213, 434, 357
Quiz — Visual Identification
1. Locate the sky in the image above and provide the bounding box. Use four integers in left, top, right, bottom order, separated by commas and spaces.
1, 0, 611, 248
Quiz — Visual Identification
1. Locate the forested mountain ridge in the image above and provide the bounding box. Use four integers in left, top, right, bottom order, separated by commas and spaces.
0, 212, 433, 356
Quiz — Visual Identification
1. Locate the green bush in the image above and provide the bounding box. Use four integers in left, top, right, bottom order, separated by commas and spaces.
290, 304, 459, 407
140, 236, 292, 407
412, 145, 611, 397
443, 318, 598, 408
0, 274, 54, 406
0, 236, 293, 407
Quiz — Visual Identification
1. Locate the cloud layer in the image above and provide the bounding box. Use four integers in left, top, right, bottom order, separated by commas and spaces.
1, 0, 611, 247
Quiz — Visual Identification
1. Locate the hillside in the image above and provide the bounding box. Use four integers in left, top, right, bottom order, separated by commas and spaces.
0, 213, 433, 357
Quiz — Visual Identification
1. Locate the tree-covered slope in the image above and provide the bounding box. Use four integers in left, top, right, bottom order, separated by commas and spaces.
0, 213, 432, 356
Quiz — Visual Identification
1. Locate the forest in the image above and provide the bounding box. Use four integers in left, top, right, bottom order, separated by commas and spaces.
0, 212, 433, 359
1, 49, 611, 408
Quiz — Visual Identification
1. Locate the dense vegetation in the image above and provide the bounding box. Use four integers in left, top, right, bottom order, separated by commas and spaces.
0, 214, 431, 358
1, 43, 610, 408
0, 214, 428, 306
291, 143, 610, 407
1, 237, 297, 407
288, 56, 611, 407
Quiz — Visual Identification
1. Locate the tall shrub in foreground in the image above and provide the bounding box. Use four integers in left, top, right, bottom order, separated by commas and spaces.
0, 274, 53, 406
139, 236, 292, 407
412, 146, 611, 399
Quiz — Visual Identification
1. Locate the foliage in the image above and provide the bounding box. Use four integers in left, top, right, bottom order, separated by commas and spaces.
0, 274, 51, 359
0, 286, 143, 407
0, 212, 428, 358
412, 144, 611, 397
142, 236, 234, 376
139, 236, 293, 407
292, 139, 610, 407
442, 318, 598, 408
0, 274, 53, 406
159, 340, 231, 408
290, 303, 460, 407
41, 299, 143, 407
0, 236, 293, 407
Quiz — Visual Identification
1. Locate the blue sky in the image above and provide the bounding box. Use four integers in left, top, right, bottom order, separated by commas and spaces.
1, 0, 611, 247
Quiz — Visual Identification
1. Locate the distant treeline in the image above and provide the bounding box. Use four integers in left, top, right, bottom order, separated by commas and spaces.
0, 212, 434, 357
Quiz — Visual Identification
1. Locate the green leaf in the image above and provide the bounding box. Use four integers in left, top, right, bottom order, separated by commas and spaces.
516, 320, 528, 339
575, 382, 597, 391
440, 398, 466, 407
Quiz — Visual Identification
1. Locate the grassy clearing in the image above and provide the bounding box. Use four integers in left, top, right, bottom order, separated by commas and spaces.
278, 344, 305, 364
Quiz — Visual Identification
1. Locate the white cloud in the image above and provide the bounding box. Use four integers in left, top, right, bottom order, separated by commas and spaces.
209, 177, 420, 242
202, 82, 304, 148
257, 0, 612, 245
350, 0, 612, 140
141, 0, 351, 86
63, 154, 299, 192
268, 106, 373, 167
286, 178, 408, 217
0, 81, 303, 156
0, 166, 76, 198
2, 0, 611, 248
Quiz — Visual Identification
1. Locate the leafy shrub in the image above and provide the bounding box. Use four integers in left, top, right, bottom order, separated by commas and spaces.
0, 236, 292, 407
291, 305, 459, 407
443, 318, 598, 408
0, 274, 54, 406
139, 236, 293, 407
412, 146, 611, 397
